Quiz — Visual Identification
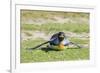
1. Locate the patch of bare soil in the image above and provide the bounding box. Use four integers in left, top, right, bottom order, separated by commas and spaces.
21, 30, 89, 40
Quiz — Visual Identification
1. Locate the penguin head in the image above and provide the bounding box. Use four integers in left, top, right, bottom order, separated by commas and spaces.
58, 32, 65, 42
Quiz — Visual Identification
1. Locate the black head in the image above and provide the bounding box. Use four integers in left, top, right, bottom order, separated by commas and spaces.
58, 32, 65, 42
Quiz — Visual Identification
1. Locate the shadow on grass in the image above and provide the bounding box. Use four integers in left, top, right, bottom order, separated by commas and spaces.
67, 47, 81, 49
27, 47, 61, 52
41, 47, 60, 52
27, 47, 81, 53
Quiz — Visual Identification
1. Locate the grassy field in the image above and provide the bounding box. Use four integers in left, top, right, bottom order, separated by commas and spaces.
21, 38, 89, 63
21, 23, 89, 34
20, 10, 89, 63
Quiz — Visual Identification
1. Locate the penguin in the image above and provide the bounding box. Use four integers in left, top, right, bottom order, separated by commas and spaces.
49, 32, 70, 50
31, 32, 81, 50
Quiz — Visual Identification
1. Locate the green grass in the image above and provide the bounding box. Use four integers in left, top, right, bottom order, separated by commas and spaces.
69, 37, 89, 44
20, 38, 89, 63
21, 23, 89, 34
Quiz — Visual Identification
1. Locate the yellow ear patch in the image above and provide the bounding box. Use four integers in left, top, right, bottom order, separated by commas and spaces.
58, 44, 68, 50
59, 44, 64, 49
50, 44, 68, 51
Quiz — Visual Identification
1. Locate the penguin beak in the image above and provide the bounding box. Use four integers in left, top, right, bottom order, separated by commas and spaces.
59, 34, 64, 42
59, 34, 64, 38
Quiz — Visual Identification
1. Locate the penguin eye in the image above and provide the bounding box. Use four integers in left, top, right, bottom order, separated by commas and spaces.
58, 32, 65, 38
60, 34, 65, 37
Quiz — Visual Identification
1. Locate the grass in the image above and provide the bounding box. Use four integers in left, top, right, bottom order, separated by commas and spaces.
21, 23, 89, 34
69, 37, 89, 44
20, 38, 89, 63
